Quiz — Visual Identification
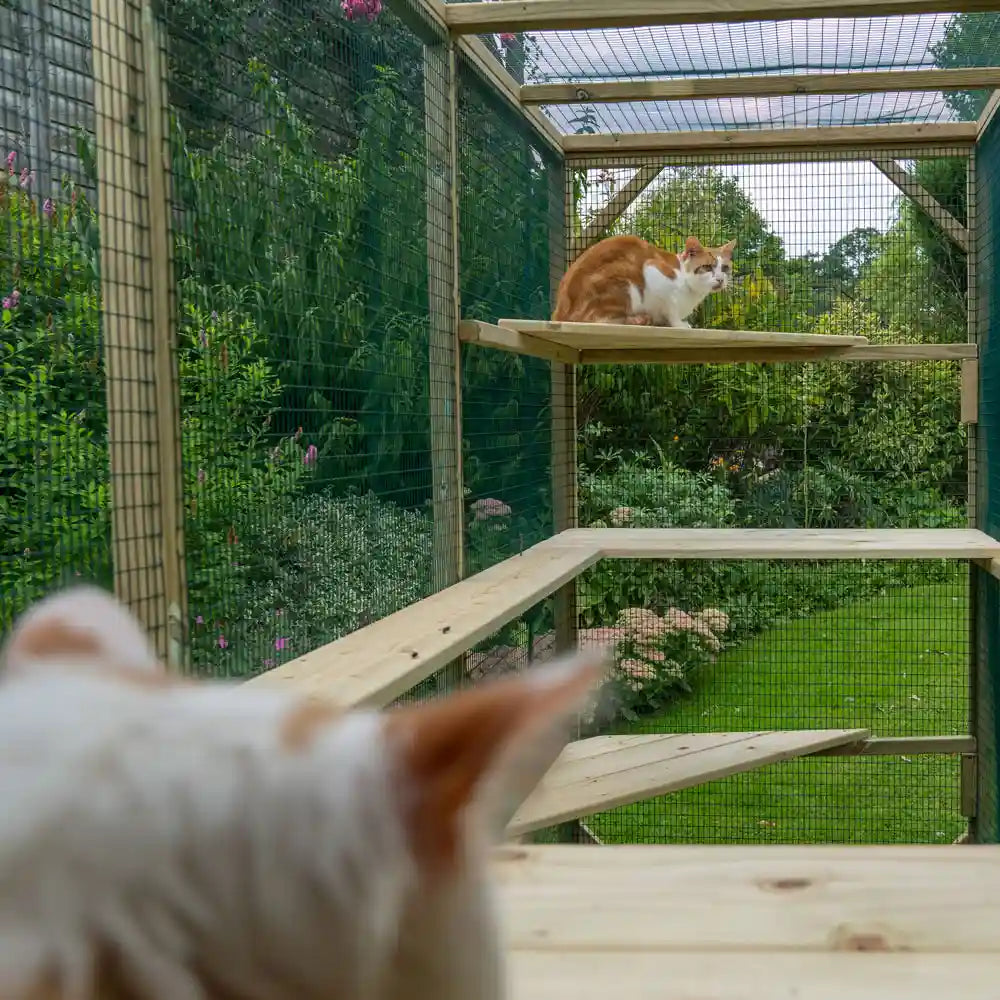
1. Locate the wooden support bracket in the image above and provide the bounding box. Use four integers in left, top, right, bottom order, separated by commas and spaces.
873, 157, 969, 253
574, 163, 662, 258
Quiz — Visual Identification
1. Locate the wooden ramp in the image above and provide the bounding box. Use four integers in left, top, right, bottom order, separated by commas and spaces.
496, 844, 1000, 1000
507, 728, 869, 838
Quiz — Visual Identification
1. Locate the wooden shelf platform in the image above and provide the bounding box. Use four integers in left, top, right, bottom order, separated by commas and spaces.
506, 728, 869, 838
496, 843, 1000, 1000
249, 528, 1000, 708
565, 527, 1000, 561
460, 318, 870, 364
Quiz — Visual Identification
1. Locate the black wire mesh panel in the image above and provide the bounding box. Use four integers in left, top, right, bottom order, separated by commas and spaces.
975, 106, 1000, 841
162, 0, 465, 678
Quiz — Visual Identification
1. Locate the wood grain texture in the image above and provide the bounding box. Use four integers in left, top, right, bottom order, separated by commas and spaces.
446, 0, 1000, 32
576, 163, 662, 253
564, 526, 1000, 560
562, 123, 977, 155
507, 729, 869, 836
497, 844, 1000, 999
245, 536, 598, 707
522, 68, 1000, 105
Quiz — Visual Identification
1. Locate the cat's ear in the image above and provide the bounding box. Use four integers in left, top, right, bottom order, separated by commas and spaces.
0, 585, 162, 679
385, 649, 606, 874
682, 235, 703, 257
719, 239, 736, 259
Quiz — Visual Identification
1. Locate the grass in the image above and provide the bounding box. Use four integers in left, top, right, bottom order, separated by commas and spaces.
586, 582, 970, 845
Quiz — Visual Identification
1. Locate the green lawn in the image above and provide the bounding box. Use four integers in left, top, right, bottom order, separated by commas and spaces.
586, 582, 970, 845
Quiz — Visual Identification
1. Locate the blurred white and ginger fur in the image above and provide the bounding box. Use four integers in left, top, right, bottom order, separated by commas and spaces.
0, 586, 605, 1000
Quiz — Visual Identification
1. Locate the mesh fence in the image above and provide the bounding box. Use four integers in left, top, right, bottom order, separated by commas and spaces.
975, 107, 1000, 842
547, 147, 974, 845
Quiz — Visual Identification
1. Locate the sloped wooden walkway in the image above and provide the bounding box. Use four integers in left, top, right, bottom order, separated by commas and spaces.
497, 844, 999, 999
506, 728, 869, 837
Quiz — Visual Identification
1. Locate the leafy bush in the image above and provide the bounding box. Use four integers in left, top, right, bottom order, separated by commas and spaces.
190, 491, 433, 676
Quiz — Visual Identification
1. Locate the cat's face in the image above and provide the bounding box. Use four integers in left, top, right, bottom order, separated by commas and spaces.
0, 587, 606, 1000
679, 236, 736, 294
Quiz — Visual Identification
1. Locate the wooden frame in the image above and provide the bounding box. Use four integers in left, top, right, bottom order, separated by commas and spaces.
92, 0, 187, 664
575, 164, 662, 258
523, 68, 1000, 106
445, 0, 1000, 32
563, 123, 978, 157
873, 157, 969, 252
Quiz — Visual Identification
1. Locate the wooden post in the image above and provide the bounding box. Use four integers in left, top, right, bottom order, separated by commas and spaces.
21, 0, 52, 199
91, 0, 187, 664
424, 38, 465, 689
551, 159, 578, 656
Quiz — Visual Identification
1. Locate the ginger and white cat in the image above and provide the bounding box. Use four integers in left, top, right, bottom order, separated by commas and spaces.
0, 586, 604, 1000
553, 234, 736, 329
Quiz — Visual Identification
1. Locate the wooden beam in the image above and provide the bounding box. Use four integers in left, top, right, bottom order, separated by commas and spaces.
424, 40, 465, 690
977, 89, 1000, 137
446, 0, 1000, 33
810, 735, 976, 756
140, 0, 187, 669
459, 35, 563, 155
563, 123, 977, 157
460, 319, 581, 364
962, 358, 979, 425
523, 68, 1000, 106
873, 157, 969, 253
576, 163, 662, 254
92, 0, 180, 659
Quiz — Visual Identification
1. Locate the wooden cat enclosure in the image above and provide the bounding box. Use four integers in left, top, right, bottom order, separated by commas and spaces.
32, 0, 1000, 993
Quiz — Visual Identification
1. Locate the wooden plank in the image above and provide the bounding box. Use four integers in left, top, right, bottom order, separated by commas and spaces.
140, 0, 187, 670
446, 0, 1000, 33
523, 68, 1000, 106
578, 344, 977, 364
245, 536, 599, 707
810, 734, 976, 756
496, 844, 1000, 959
962, 753, 978, 818
562, 123, 977, 156
424, 40, 465, 690
973, 556, 1000, 579
967, 155, 978, 527
962, 358, 979, 424
507, 729, 869, 837
873, 157, 969, 253
548, 160, 578, 657
510, 952, 1000, 999
92, 0, 172, 657
564, 526, 1000, 560
576, 163, 662, 253
978, 89, 1000, 137
460, 320, 581, 364
498, 318, 868, 350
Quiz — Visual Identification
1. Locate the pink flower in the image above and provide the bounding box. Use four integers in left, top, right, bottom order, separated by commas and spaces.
195, 615, 204, 625
499, 32, 516, 45
341, 0, 381, 20
18, 168, 33, 189
473, 497, 512, 520
274, 637, 289, 652
262, 658, 276, 668
42, 198, 54, 218
303, 444, 318, 466
2, 289, 20, 310
217, 634, 229, 649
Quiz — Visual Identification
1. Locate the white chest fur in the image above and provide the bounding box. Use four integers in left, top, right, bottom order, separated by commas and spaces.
628, 262, 706, 329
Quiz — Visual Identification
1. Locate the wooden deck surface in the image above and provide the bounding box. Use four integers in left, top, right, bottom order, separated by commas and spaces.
497, 844, 1000, 999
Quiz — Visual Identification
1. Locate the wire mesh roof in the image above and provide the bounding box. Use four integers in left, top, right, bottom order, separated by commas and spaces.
453, 11, 1000, 131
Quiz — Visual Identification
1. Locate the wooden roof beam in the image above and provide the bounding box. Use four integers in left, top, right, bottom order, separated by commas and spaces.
522, 68, 1000, 106
562, 122, 977, 157
446, 0, 1000, 33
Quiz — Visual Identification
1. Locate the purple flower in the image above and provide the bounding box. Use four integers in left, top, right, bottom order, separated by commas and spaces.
274, 637, 289, 651
341, 0, 381, 21
473, 497, 512, 520
42, 198, 54, 218
262, 658, 276, 668
3, 289, 20, 310
5, 150, 15, 174
195, 615, 204, 625
303, 444, 318, 466
217, 634, 229, 649
18, 168, 33, 189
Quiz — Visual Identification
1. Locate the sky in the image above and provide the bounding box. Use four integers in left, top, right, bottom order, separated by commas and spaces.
518, 15, 965, 255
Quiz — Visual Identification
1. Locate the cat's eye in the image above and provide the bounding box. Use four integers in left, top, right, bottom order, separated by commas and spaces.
722, 264, 731, 272
696, 264, 711, 273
